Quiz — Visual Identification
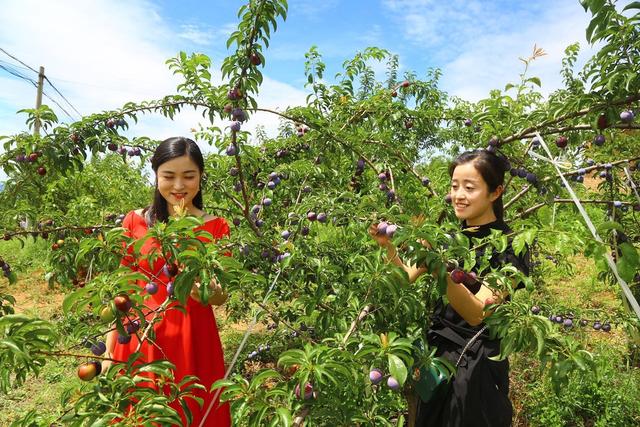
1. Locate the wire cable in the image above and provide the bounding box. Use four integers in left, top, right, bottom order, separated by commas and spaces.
0, 47, 39, 73
1, 47, 82, 121
0, 63, 37, 86
41, 88, 77, 121
44, 76, 83, 118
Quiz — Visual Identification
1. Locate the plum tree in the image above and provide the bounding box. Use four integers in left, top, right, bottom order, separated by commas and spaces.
0, 0, 639, 425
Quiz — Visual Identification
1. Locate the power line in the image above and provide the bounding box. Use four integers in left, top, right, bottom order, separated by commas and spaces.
42, 87, 77, 122
0, 59, 33, 73
0, 63, 78, 122
0, 47, 38, 74
0, 48, 82, 121
44, 76, 83, 118
0, 63, 37, 86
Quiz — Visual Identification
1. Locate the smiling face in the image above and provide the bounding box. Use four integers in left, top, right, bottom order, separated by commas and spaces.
450, 162, 503, 226
156, 155, 202, 214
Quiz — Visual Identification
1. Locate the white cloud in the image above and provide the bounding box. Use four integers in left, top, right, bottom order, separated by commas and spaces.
0, 0, 307, 149
440, 3, 598, 101
177, 24, 215, 46
381, 0, 600, 101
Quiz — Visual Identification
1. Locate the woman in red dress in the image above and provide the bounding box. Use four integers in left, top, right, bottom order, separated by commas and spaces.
105, 137, 231, 426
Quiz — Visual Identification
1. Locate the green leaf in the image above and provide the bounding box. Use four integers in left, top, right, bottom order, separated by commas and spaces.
387, 353, 408, 385
527, 77, 541, 87
622, 1, 640, 11
275, 407, 292, 427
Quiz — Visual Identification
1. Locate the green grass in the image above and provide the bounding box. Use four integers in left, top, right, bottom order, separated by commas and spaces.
510, 255, 640, 426
0, 237, 49, 275
0, 357, 81, 426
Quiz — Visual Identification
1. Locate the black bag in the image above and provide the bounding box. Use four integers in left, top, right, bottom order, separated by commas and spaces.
413, 325, 487, 404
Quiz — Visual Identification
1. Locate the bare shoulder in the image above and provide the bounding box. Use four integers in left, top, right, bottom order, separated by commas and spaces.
202, 213, 218, 222
134, 208, 144, 217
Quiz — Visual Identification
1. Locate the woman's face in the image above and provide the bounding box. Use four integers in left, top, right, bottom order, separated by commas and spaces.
450, 162, 502, 225
156, 155, 202, 212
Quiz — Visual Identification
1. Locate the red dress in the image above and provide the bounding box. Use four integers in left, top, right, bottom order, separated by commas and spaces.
113, 210, 231, 426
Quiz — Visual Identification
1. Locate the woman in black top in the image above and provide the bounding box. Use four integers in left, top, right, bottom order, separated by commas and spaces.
371, 149, 530, 426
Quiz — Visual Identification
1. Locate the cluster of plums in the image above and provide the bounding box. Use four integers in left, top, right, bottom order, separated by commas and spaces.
531, 306, 612, 332
375, 221, 398, 238
369, 368, 401, 391
13, 151, 47, 176
105, 118, 127, 129
510, 166, 539, 184
377, 171, 396, 201
246, 344, 271, 361
0, 257, 12, 278
296, 124, 310, 138
104, 213, 127, 225
449, 268, 479, 288
106, 144, 141, 157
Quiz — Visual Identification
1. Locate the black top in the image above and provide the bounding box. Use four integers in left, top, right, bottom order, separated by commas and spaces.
415, 219, 532, 426
436, 218, 532, 330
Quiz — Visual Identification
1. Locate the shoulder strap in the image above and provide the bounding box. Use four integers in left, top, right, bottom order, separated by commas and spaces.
455, 325, 487, 367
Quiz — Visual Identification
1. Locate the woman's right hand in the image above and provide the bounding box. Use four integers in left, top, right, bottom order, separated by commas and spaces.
369, 223, 392, 248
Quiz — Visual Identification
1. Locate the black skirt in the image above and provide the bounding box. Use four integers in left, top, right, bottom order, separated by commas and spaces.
414, 308, 513, 427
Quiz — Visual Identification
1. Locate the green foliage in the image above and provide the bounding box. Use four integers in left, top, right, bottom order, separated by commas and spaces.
0, 0, 639, 425
516, 347, 640, 427
0, 315, 58, 392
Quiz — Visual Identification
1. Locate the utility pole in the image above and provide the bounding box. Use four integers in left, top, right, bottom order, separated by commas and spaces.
34, 65, 44, 137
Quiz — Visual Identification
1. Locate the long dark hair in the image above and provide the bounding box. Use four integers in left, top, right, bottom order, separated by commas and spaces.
448, 149, 509, 221
145, 137, 205, 225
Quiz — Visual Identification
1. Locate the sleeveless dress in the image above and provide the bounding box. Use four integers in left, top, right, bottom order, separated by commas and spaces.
113, 210, 232, 426
415, 219, 531, 427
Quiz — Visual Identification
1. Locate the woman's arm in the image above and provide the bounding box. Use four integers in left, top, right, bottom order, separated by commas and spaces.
102, 329, 117, 371
370, 222, 506, 325
369, 224, 428, 284
383, 242, 429, 283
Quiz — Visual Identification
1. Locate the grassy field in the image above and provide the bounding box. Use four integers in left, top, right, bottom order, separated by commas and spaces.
0, 243, 639, 426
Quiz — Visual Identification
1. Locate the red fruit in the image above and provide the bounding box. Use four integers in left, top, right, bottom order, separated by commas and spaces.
295, 382, 314, 400
223, 104, 233, 113
250, 52, 262, 66
165, 262, 179, 277
450, 268, 467, 284
113, 294, 132, 313
444, 194, 452, 204
400, 80, 410, 88
28, 152, 39, 162
51, 243, 59, 250
37, 167, 46, 176
555, 136, 568, 148
77, 362, 100, 381
597, 114, 608, 130
462, 271, 478, 287
70, 133, 80, 143
404, 120, 413, 129
391, 90, 397, 97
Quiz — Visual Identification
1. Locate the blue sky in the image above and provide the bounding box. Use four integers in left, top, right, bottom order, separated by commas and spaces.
0, 0, 604, 147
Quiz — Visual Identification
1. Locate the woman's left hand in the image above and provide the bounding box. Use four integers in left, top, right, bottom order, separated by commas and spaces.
190, 277, 228, 306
